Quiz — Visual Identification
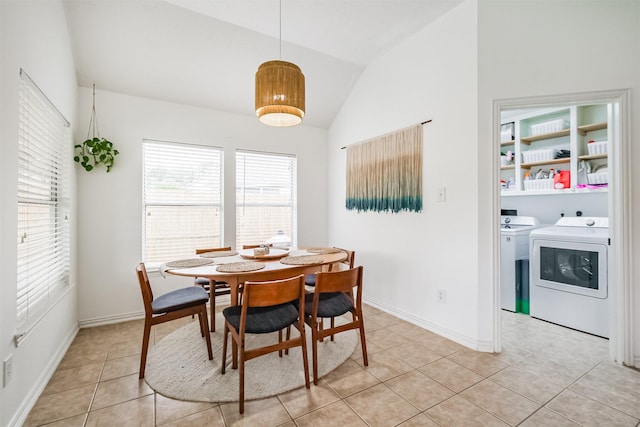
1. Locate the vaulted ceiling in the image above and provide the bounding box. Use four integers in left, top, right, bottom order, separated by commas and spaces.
64, 0, 462, 128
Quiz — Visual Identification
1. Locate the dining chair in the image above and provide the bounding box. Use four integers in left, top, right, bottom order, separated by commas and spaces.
304, 247, 355, 286
304, 248, 355, 340
194, 246, 232, 331
298, 266, 368, 385
221, 274, 310, 413
136, 263, 213, 379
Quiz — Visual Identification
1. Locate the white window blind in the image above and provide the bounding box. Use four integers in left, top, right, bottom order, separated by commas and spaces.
236, 150, 297, 247
143, 140, 223, 262
17, 70, 71, 330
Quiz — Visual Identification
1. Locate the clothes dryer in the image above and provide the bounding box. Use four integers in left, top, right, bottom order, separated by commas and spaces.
529, 217, 609, 337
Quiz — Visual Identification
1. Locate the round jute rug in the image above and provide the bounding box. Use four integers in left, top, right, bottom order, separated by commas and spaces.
144, 313, 357, 402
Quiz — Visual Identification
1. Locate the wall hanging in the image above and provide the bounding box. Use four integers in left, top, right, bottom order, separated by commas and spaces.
74, 84, 119, 172
345, 122, 427, 213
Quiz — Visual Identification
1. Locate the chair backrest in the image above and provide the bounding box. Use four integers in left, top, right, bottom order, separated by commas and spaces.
326, 247, 355, 272
136, 263, 154, 316
195, 246, 232, 255
242, 275, 305, 308
314, 266, 363, 306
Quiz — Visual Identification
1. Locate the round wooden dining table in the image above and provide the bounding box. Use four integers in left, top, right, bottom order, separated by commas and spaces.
163, 248, 348, 330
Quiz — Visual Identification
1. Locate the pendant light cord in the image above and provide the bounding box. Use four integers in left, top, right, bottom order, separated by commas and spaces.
279, 0, 282, 59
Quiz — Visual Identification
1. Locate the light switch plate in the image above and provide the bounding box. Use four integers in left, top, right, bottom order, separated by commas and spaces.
437, 187, 446, 202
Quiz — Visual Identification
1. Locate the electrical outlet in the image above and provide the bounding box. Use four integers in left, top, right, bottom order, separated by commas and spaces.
3, 354, 13, 387
437, 289, 446, 304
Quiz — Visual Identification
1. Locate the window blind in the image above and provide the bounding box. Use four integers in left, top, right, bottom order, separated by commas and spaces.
236, 150, 296, 247
17, 70, 71, 330
143, 140, 223, 262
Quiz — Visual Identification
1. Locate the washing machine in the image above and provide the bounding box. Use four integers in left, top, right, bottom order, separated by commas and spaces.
501, 216, 540, 313
529, 217, 609, 338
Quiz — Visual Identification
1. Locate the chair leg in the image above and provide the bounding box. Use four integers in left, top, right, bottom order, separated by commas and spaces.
198, 312, 205, 337
221, 324, 229, 374
312, 322, 320, 385
139, 319, 152, 379
239, 344, 246, 414
299, 322, 311, 389
201, 307, 213, 360
330, 317, 335, 341
284, 326, 291, 355
359, 316, 368, 366
278, 329, 283, 357
209, 279, 216, 332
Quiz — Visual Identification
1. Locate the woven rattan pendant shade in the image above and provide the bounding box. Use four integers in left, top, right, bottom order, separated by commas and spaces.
255, 60, 305, 127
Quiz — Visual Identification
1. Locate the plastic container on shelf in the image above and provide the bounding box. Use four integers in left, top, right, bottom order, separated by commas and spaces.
587, 172, 608, 185
522, 149, 555, 164
523, 178, 554, 191
530, 119, 569, 136
587, 140, 608, 155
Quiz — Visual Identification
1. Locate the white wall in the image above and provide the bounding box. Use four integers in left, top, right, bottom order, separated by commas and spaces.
74, 89, 329, 324
328, 1, 483, 348
502, 192, 608, 226
0, 1, 78, 425
477, 1, 640, 357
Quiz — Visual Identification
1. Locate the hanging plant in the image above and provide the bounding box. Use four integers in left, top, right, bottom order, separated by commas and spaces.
74, 84, 119, 172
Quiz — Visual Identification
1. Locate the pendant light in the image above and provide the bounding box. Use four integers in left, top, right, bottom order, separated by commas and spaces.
255, 0, 305, 127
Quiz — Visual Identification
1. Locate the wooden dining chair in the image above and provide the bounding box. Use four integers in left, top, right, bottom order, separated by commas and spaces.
304, 248, 355, 286
304, 248, 355, 340
298, 266, 368, 385
136, 263, 213, 379
194, 246, 232, 331
221, 274, 310, 413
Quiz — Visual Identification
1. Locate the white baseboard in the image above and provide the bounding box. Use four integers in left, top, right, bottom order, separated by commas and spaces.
9, 324, 78, 427
78, 297, 230, 329
363, 298, 493, 352
79, 311, 145, 328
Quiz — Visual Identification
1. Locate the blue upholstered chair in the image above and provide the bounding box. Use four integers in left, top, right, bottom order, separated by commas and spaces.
136, 263, 213, 379
221, 274, 310, 414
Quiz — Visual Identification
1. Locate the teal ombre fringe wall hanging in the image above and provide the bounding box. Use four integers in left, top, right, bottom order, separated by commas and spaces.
346, 124, 423, 213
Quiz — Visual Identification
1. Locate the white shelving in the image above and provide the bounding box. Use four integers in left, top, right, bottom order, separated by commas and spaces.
500, 104, 609, 196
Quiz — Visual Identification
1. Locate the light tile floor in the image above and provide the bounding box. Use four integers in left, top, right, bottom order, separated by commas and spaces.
24, 306, 640, 426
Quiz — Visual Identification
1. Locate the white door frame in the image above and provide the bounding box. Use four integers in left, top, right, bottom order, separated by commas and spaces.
492, 89, 634, 366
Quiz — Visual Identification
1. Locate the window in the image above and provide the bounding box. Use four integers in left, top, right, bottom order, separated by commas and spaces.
143, 140, 223, 263
17, 70, 71, 330
236, 150, 296, 247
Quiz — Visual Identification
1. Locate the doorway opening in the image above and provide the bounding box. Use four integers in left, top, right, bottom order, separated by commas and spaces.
493, 90, 633, 367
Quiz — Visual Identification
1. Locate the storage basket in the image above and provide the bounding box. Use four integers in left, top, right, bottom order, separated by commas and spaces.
587, 172, 608, 185
530, 119, 569, 136
523, 178, 554, 191
522, 149, 555, 164
587, 141, 607, 155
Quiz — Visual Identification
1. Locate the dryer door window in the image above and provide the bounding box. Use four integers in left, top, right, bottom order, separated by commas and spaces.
532, 239, 607, 299
540, 247, 598, 289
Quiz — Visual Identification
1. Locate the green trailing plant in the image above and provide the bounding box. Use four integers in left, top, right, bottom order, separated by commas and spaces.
74, 83, 119, 172
74, 137, 119, 172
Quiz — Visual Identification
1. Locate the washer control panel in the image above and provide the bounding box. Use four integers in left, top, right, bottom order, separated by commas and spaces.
555, 216, 609, 228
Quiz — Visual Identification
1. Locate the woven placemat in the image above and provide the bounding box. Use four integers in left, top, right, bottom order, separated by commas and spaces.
165, 258, 214, 269
306, 247, 344, 254
216, 262, 265, 273
199, 250, 238, 258
280, 255, 324, 265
